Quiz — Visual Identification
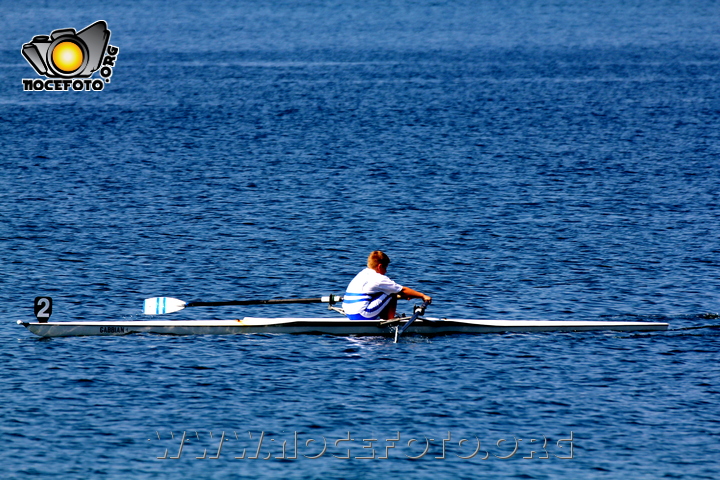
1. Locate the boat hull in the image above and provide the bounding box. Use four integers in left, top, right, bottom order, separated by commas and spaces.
18, 317, 669, 338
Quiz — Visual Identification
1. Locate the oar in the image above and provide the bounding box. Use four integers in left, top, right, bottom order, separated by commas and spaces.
143, 295, 344, 315
394, 300, 431, 343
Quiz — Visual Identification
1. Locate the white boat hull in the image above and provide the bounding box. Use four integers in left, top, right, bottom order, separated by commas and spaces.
18, 317, 669, 338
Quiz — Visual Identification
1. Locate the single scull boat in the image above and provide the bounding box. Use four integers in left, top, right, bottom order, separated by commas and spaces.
17, 317, 669, 338
17, 295, 669, 338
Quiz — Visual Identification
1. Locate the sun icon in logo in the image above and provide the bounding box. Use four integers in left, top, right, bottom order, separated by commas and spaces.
51, 41, 84, 73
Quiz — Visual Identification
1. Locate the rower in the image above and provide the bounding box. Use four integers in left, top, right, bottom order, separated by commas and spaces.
342, 251, 432, 320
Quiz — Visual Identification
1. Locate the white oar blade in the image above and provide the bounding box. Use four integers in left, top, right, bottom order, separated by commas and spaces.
143, 297, 187, 315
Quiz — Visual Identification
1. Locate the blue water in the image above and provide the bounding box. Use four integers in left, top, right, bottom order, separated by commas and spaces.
2, 1, 720, 478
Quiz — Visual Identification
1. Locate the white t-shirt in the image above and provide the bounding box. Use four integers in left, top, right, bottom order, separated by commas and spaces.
342, 268, 403, 319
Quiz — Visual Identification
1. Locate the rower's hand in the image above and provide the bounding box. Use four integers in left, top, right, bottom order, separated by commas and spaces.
422, 295, 432, 304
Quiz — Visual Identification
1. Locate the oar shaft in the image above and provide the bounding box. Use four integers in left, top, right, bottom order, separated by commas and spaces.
143, 295, 343, 315
188, 298, 320, 307
185, 295, 343, 308
395, 300, 431, 342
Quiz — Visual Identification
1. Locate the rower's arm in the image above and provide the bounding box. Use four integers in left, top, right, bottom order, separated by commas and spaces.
399, 287, 432, 304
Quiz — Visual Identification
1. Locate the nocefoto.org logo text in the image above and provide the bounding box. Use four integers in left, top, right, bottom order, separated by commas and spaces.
21, 20, 119, 92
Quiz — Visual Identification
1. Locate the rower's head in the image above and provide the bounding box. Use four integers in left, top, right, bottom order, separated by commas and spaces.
368, 250, 390, 274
